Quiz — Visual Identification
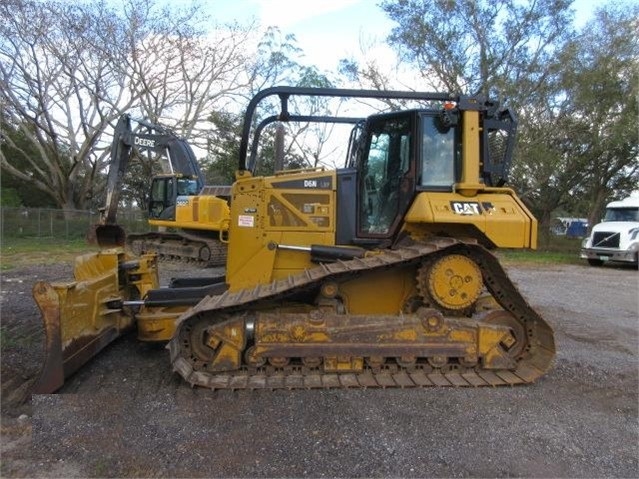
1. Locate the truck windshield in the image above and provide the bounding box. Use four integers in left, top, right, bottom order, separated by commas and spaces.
603, 207, 639, 222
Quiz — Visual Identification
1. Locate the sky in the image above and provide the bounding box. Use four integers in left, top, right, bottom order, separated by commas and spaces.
206, 0, 395, 73
205, 0, 607, 75
194, 0, 609, 165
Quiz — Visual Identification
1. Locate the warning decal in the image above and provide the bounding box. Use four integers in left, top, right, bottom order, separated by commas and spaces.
238, 215, 255, 227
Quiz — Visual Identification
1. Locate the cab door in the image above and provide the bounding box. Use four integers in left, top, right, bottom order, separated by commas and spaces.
357, 114, 415, 238
148, 176, 176, 220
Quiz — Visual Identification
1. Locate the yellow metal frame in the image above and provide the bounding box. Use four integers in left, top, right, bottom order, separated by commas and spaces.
148, 194, 230, 233
403, 190, 537, 249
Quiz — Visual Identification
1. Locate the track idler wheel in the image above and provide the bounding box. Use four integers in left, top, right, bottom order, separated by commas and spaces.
268, 357, 290, 368
427, 355, 448, 368
302, 357, 322, 368
418, 254, 483, 315
179, 315, 246, 372
480, 310, 527, 358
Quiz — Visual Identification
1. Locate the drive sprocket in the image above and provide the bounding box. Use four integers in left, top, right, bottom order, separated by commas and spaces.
417, 253, 483, 316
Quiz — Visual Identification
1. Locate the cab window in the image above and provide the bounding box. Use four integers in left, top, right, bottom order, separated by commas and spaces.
420, 114, 456, 188
177, 178, 199, 196
358, 117, 411, 235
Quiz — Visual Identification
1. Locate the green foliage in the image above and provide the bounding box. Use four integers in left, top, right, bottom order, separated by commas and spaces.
206, 111, 243, 184
0, 116, 60, 207
206, 109, 309, 183
511, 2, 639, 230
0, 188, 21, 207
380, 0, 574, 100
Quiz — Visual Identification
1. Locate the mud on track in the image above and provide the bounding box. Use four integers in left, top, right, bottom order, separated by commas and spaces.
1, 261, 637, 477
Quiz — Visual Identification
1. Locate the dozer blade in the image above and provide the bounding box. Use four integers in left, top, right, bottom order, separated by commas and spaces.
31, 248, 158, 393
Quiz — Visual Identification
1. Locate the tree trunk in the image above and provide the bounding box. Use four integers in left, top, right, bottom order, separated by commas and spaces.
587, 189, 609, 235
538, 209, 553, 249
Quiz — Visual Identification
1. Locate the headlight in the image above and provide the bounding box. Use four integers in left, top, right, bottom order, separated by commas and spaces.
581, 237, 590, 248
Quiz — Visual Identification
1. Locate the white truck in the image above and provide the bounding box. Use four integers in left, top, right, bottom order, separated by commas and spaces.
580, 196, 639, 267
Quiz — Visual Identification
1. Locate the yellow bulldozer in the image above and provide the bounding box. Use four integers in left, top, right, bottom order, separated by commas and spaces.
32, 86, 555, 393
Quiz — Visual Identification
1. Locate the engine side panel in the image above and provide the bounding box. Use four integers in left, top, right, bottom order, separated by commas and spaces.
404, 190, 537, 248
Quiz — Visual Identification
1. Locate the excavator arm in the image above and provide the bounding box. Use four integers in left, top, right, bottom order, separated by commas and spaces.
91, 114, 205, 247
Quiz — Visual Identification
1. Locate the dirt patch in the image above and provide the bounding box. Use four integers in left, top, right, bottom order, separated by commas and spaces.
1, 260, 637, 477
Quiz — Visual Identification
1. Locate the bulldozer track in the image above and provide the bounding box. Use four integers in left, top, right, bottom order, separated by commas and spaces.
128, 232, 227, 267
169, 362, 540, 389
168, 238, 555, 389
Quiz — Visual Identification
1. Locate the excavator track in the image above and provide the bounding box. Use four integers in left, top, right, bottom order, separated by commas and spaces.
128, 231, 227, 267
168, 238, 555, 389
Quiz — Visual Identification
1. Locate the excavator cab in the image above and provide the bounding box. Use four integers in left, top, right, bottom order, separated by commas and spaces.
148, 174, 201, 220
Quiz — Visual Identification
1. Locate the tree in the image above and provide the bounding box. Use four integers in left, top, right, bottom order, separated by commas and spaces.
510, 3, 639, 238
509, 106, 591, 243
0, 0, 255, 211
380, 0, 574, 104
0, 111, 59, 207
204, 26, 304, 184
206, 110, 243, 184
205, 29, 342, 182
557, 5, 639, 228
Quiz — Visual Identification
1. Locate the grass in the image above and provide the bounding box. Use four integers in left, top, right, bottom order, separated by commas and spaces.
0, 237, 99, 270
0, 234, 585, 270
497, 249, 582, 265
497, 235, 583, 266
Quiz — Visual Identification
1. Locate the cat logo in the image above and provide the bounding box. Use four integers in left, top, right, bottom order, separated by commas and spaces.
451, 201, 482, 215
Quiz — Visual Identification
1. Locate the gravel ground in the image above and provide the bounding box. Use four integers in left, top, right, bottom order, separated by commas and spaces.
1, 260, 637, 478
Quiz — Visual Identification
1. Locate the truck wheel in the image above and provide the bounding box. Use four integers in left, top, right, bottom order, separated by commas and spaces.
587, 258, 603, 267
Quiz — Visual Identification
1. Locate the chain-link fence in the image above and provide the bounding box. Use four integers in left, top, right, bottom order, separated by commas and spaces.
0, 207, 148, 242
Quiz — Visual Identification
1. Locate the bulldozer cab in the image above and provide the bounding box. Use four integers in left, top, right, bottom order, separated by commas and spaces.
234, 87, 519, 253
355, 109, 458, 238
